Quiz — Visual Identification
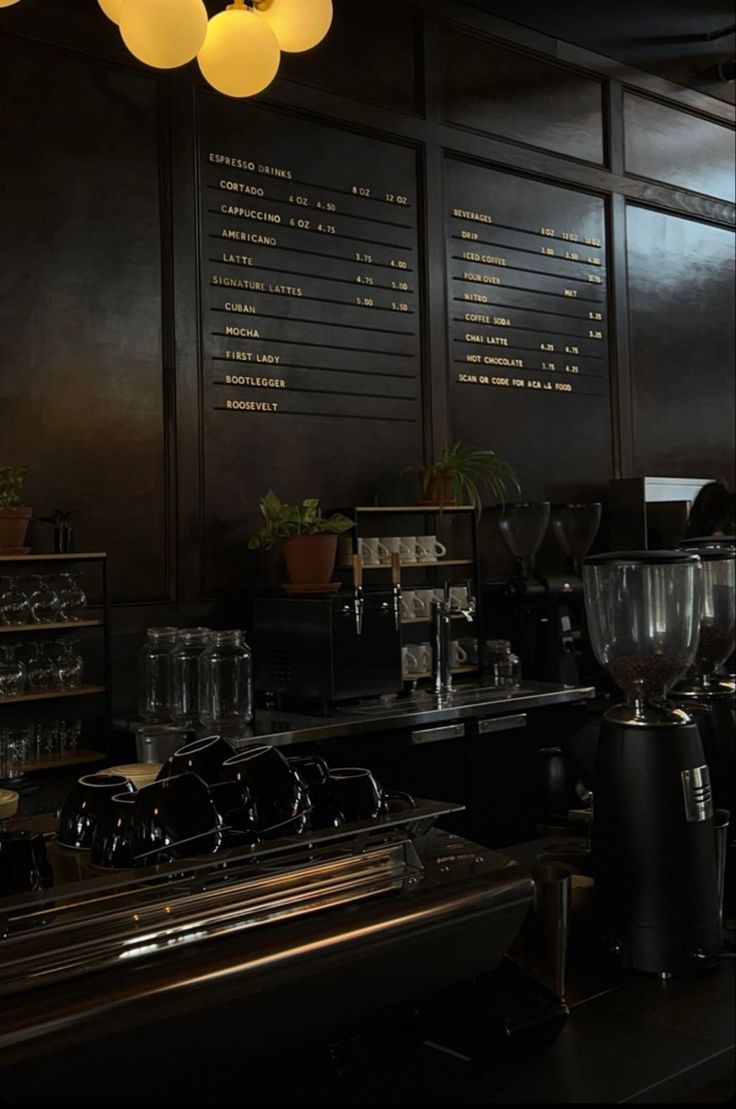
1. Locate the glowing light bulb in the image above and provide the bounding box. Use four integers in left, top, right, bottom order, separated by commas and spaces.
97, 0, 125, 23
120, 0, 208, 69
0, 0, 23, 7
258, 0, 332, 53
198, 3, 280, 99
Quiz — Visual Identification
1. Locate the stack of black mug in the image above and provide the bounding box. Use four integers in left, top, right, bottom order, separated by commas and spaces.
53, 738, 414, 871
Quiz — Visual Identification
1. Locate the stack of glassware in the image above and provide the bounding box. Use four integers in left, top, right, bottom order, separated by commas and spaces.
0, 573, 87, 625
0, 642, 85, 698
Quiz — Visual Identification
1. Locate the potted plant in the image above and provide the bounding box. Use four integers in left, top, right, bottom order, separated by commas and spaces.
405, 441, 520, 517
248, 491, 354, 587
0, 466, 31, 552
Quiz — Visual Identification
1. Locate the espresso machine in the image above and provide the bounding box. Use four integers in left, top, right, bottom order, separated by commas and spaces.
583, 551, 722, 976
493, 502, 601, 684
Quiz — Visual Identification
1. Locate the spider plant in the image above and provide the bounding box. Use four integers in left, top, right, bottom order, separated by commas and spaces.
405, 441, 520, 519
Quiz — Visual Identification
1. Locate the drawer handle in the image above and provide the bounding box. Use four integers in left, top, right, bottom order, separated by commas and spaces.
408, 723, 465, 745
477, 713, 527, 734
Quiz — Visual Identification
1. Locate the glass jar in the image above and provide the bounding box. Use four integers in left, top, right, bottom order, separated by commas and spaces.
168, 628, 212, 729
137, 627, 178, 723
198, 630, 253, 736
485, 639, 521, 688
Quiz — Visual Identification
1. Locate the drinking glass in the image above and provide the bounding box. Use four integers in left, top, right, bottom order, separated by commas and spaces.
0, 646, 27, 697
0, 576, 30, 626
56, 573, 87, 622
55, 639, 84, 690
0, 726, 34, 784
28, 576, 60, 624
26, 643, 57, 692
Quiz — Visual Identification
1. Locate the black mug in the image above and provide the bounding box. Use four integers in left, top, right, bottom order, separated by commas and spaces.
220, 745, 310, 834
288, 756, 344, 830
157, 735, 233, 786
57, 774, 135, 851
133, 773, 224, 866
90, 793, 137, 869
327, 768, 414, 823
0, 831, 54, 896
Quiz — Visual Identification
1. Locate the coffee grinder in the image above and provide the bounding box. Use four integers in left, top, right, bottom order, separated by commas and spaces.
495, 502, 601, 684
583, 551, 722, 976
672, 541, 735, 917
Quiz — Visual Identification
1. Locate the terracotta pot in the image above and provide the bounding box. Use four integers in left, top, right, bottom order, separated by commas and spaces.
0, 507, 31, 551
283, 534, 337, 586
417, 475, 456, 508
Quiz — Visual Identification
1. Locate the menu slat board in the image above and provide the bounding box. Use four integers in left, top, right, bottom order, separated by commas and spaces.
446, 160, 612, 497
198, 98, 423, 591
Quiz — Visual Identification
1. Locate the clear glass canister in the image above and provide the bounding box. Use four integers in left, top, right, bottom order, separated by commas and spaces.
485, 639, 521, 688
168, 628, 212, 729
137, 627, 178, 723
583, 551, 702, 711
198, 630, 253, 736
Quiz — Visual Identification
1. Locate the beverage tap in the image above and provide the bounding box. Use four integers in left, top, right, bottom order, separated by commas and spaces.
352, 553, 364, 636
391, 552, 401, 631
432, 582, 453, 696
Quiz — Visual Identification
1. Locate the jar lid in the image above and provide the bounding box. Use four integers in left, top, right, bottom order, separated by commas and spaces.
584, 550, 701, 567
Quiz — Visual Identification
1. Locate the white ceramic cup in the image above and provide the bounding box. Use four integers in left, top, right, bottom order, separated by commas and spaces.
379, 537, 403, 565
399, 536, 418, 563
450, 585, 470, 610
401, 590, 416, 620
458, 637, 479, 663
358, 537, 384, 566
412, 590, 432, 619
451, 641, 469, 667
415, 642, 432, 672
416, 535, 447, 562
401, 645, 419, 676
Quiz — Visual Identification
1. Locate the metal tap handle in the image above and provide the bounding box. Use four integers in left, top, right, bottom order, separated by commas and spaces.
391, 552, 401, 631
352, 554, 364, 636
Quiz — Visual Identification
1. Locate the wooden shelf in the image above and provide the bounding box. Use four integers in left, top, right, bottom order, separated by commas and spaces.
8, 749, 106, 774
0, 552, 107, 563
346, 506, 475, 515
0, 685, 106, 706
0, 620, 103, 635
341, 559, 475, 571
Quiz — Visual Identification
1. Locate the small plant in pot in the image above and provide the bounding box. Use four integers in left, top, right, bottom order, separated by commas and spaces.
405, 441, 520, 517
248, 491, 354, 588
0, 467, 31, 553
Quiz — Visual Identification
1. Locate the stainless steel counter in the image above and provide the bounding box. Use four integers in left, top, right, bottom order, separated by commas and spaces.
228, 681, 595, 749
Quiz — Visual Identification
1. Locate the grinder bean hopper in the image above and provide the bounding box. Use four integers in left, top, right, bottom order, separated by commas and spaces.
583, 550, 722, 976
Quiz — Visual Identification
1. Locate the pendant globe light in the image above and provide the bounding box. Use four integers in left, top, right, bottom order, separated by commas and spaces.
257, 0, 333, 53
97, 0, 124, 22
198, 1, 281, 99
119, 0, 209, 69
0, 1, 22, 7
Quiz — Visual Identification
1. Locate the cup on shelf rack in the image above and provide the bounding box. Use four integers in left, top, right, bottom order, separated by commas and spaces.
357, 537, 384, 566
450, 641, 469, 668
416, 536, 447, 562
401, 645, 419, 677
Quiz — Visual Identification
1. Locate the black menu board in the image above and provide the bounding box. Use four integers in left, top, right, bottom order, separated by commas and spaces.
198, 97, 423, 591
201, 102, 421, 425
446, 159, 612, 495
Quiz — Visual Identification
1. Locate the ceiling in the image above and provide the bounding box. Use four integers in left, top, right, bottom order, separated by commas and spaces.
463, 0, 736, 104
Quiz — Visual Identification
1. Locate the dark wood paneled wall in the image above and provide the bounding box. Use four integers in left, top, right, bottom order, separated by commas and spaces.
0, 0, 733, 701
